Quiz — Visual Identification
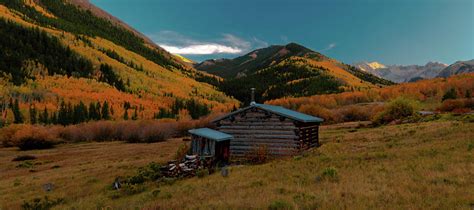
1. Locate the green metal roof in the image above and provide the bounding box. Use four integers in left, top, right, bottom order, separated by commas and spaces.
213, 103, 324, 123
255, 104, 323, 123
188, 128, 233, 142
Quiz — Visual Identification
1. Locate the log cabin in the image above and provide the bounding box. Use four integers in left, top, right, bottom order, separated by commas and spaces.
189, 89, 324, 160
212, 102, 323, 158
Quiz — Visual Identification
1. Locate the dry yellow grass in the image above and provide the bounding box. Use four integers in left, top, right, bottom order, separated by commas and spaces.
144, 121, 473, 209
0, 139, 186, 209
307, 59, 376, 88
24, 0, 56, 18
0, 120, 472, 209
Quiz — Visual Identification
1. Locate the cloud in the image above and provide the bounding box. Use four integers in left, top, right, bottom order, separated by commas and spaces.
320, 43, 337, 51
160, 44, 243, 55
221, 34, 251, 49
149, 31, 267, 55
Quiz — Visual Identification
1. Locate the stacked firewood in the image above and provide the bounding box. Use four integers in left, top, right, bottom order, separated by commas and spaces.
159, 155, 213, 178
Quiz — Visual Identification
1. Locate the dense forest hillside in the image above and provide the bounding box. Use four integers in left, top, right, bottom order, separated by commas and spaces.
196, 43, 394, 104
0, 0, 237, 126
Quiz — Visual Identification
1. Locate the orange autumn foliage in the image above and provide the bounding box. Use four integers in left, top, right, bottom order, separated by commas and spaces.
267, 73, 474, 123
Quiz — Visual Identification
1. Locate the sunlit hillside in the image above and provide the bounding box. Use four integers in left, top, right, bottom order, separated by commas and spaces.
0, 1, 237, 124
267, 73, 474, 124
196, 43, 393, 104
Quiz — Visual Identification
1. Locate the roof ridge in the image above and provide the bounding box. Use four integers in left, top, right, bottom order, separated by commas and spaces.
212, 103, 323, 123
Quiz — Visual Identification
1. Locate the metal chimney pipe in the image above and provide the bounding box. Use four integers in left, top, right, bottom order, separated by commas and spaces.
250, 88, 256, 105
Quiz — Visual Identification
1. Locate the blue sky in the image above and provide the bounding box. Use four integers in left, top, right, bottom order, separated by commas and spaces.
91, 0, 473, 65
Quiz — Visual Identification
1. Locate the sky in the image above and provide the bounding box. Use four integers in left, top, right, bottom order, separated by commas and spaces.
90, 0, 474, 65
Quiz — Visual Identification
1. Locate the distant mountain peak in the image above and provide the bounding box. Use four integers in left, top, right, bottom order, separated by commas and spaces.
367, 62, 386, 70
437, 59, 474, 78
353, 60, 452, 83
353, 61, 386, 72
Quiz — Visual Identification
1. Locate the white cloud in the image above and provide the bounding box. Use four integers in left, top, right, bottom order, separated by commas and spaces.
148, 31, 267, 55
320, 43, 337, 51
221, 34, 251, 49
161, 44, 243, 55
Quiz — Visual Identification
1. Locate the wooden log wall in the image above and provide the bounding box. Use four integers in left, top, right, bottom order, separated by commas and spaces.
216, 108, 299, 157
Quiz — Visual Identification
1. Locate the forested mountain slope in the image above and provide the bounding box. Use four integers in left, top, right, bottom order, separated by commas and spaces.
0, 0, 236, 126
196, 43, 394, 104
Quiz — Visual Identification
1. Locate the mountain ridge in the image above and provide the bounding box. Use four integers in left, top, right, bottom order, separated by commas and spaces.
195, 43, 394, 104
353, 61, 448, 83
437, 59, 474, 78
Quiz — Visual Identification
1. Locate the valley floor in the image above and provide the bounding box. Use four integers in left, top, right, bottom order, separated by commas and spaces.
0, 120, 473, 209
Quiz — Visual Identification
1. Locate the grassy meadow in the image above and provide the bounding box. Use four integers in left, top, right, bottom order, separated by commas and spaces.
0, 118, 473, 209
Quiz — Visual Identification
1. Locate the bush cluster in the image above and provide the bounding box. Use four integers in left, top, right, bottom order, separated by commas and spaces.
438, 98, 474, 113
21, 196, 63, 210
0, 118, 212, 149
298, 103, 384, 124
373, 97, 419, 125
0, 125, 61, 150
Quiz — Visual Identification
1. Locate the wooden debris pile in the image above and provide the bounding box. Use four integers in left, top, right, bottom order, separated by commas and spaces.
159, 155, 214, 178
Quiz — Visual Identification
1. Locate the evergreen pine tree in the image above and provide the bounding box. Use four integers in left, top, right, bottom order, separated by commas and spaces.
96, 101, 102, 120
123, 109, 129, 120
66, 102, 73, 125
102, 101, 110, 120
29, 104, 37, 124
73, 101, 88, 124
12, 99, 23, 124
89, 102, 97, 121
132, 106, 138, 120
39, 107, 49, 124
442, 88, 457, 101
58, 101, 68, 125
50, 111, 57, 125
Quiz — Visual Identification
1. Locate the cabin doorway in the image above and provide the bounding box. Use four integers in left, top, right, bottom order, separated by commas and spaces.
215, 141, 230, 164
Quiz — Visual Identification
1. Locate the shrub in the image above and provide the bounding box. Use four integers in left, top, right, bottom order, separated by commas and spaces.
16, 160, 34, 168
321, 167, 339, 182
0, 125, 24, 147
17, 138, 55, 151
439, 98, 474, 112
462, 115, 474, 123
336, 104, 383, 122
21, 196, 63, 210
12, 125, 59, 150
12, 155, 37, 161
121, 183, 146, 196
299, 104, 340, 123
0, 118, 211, 147
196, 169, 209, 178
175, 143, 189, 161
373, 97, 419, 125
125, 162, 163, 185
442, 88, 457, 101
268, 200, 293, 210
